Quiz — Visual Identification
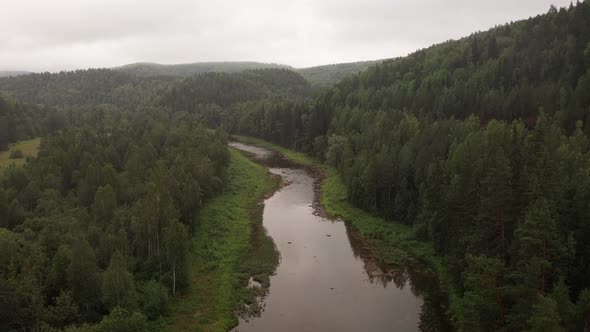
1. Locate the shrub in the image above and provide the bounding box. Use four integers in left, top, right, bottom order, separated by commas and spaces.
9, 149, 23, 159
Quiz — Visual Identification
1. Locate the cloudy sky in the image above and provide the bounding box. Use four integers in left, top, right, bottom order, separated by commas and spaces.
0, 0, 573, 72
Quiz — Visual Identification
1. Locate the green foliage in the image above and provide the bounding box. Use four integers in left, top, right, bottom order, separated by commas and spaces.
166, 149, 279, 331
512, 199, 568, 297
225, 5, 590, 331
163, 221, 189, 295
162, 69, 311, 121
68, 238, 100, 314
0, 107, 231, 329
576, 289, 590, 331
92, 307, 151, 332
102, 252, 136, 310
296, 60, 382, 87
526, 295, 563, 332
551, 278, 575, 329
137, 280, 169, 320
458, 255, 506, 331
115, 60, 381, 87
92, 185, 117, 224
46, 291, 80, 328
0, 69, 165, 108
115, 61, 290, 77
1, 2, 590, 331
0, 94, 53, 152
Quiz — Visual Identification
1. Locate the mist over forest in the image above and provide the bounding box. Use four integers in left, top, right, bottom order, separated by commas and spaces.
1, 1, 590, 331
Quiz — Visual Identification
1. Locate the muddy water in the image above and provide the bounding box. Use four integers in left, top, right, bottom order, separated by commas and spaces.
230, 142, 450, 332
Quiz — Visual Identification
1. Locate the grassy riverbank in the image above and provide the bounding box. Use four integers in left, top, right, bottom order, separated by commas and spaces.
233, 135, 435, 264
232, 135, 459, 317
166, 148, 279, 332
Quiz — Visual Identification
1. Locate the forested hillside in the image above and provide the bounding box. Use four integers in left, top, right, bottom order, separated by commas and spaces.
2, 2, 590, 331
296, 60, 382, 87
163, 69, 311, 108
0, 69, 173, 109
0, 95, 63, 150
161, 69, 312, 128
115, 60, 383, 87
0, 71, 29, 78
323, 3, 590, 130
224, 3, 590, 331
0, 105, 230, 330
114, 62, 290, 77
0, 66, 314, 331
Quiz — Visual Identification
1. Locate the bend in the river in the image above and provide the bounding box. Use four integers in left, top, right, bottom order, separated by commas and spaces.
230, 142, 450, 332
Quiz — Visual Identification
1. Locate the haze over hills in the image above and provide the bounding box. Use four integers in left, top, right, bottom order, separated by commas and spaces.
0, 71, 29, 78
1, 2, 590, 331
113, 60, 385, 86
114, 61, 291, 77
1, 59, 386, 87
295, 60, 383, 87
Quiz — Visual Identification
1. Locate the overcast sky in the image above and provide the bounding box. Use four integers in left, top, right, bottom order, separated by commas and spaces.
0, 0, 573, 72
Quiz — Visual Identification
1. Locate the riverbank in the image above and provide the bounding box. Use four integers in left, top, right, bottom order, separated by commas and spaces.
232, 135, 458, 326
165, 148, 280, 332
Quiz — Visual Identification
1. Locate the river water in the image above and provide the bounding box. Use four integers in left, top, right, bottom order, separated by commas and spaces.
230, 142, 450, 332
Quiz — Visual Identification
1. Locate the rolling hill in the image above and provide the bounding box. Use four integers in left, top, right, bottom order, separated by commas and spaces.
114, 61, 290, 78
296, 60, 383, 87
0, 71, 29, 78
113, 60, 385, 87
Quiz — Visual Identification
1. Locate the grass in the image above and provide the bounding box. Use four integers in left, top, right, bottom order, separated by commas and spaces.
232, 135, 460, 316
164, 148, 279, 332
0, 138, 40, 171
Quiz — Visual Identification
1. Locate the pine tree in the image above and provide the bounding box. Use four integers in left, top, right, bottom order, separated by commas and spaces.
576, 289, 590, 332
474, 147, 512, 258
550, 277, 575, 329
46, 291, 80, 328
508, 198, 569, 330
163, 221, 189, 295
92, 185, 117, 224
458, 254, 506, 330
68, 238, 100, 314
102, 251, 135, 310
526, 295, 563, 332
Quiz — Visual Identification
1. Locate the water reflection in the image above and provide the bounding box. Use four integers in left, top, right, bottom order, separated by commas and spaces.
230, 142, 451, 332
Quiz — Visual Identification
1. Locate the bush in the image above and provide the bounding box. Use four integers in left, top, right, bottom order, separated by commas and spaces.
93, 307, 151, 332
137, 280, 169, 320
9, 149, 23, 159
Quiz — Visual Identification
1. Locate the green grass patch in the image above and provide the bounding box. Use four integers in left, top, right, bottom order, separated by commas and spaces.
165, 148, 279, 332
0, 138, 40, 171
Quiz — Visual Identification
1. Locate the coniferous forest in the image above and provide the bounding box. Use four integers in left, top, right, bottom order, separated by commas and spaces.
1, 2, 590, 331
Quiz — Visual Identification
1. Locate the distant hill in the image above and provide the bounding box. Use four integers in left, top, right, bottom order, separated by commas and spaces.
295, 60, 383, 87
114, 62, 291, 78
163, 68, 312, 110
113, 60, 386, 87
0, 68, 164, 108
0, 71, 29, 78
0, 67, 311, 111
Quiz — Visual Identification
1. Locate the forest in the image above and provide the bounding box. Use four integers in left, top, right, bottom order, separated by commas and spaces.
114, 61, 378, 87
1, 2, 590, 331
220, 3, 590, 331
0, 102, 230, 330
0, 67, 313, 330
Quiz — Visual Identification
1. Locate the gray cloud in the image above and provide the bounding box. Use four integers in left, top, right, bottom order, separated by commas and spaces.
0, 0, 573, 71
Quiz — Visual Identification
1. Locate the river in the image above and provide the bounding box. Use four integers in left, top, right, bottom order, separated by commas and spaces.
230, 142, 450, 332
